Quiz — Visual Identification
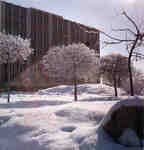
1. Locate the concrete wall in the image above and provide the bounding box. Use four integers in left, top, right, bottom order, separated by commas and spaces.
0, 1, 2, 32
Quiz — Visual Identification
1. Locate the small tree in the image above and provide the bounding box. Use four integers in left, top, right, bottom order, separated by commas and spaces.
0, 32, 33, 103
41, 43, 99, 101
100, 54, 129, 96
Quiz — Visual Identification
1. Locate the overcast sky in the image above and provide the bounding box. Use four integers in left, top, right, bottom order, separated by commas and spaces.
3, 0, 144, 70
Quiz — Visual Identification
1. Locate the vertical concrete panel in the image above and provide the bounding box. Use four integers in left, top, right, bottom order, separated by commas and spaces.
35, 11, 38, 56
59, 17, 63, 45
96, 32, 100, 54
56, 16, 59, 45
61, 19, 65, 45
76, 24, 79, 43
26, 8, 31, 38
56, 16, 63, 45
26, 8, 32, 62
63, 19, 66, 45
0, 1, 2, 32
10, 5, 14, 34
73, 23, 77, 43
0, 2, 5, 83
67, 21, 71, 44
42, 14, 44, 51
1, 2, 5, 32
83, 30, 87, 44
77, 25, 80, 42
53, 15, 57, 46
63, 19, 71, 45
0, 64, 1, 83
70, 23, 73, 43
49, 14, 53, 48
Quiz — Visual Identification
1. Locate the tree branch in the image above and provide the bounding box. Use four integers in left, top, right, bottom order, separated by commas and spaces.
122, 11, 140, 34
112, 28, 136, 36
101, 31, 135, 43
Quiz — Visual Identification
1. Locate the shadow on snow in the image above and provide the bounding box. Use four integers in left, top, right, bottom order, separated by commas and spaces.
0, 100, 71, 109
0, 123, 48, 150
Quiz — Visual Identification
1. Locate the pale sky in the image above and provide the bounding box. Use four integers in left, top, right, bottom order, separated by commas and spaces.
3, 0, 144, 71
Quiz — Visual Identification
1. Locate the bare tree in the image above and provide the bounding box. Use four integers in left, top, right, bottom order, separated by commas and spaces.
41, 43, 99, 101
101, 11, 144, 96
0, 32, 33, 103
100, 54, 129, 97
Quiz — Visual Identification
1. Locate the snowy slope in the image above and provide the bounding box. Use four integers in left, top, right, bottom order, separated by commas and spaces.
38, 83, 126, 96
0, 84, 138, 150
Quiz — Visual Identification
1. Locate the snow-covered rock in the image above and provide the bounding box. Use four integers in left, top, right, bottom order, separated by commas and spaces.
102, 97, 144, 147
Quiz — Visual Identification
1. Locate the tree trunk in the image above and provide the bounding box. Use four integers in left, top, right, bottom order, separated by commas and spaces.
7, 61, 10, 103
128, 37, 138, 96
74, 76, 78, 101
113, 76, 118, 97
73, 64, 78, 101
128, 57, 134, 96
7, 87, 10, 103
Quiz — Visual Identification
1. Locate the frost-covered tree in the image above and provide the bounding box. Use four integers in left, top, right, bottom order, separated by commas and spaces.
41, 43, 99, 101
0, 32, 33, 103
100, 54, 129, 97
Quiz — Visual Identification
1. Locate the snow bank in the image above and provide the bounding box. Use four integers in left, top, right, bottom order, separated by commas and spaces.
38, 83, 126, 97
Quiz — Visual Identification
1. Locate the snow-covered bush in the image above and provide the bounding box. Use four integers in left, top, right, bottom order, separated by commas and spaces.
0, 32, 34, 102
41, 43, 99, 101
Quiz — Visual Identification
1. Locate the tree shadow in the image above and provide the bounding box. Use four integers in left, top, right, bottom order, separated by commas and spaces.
80, 96, 122, 102
0, 100, 71, 109
89, 113, 105, 125
0, 123, 49, 150
0, 116, 11, 126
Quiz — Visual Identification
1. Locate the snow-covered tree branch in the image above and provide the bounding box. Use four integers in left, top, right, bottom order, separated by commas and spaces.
0, 32, 33, 64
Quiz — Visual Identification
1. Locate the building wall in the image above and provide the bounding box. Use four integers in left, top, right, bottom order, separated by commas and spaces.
0, 1, 2, 31
2, 2, 27, 37
0, 1, 100, 89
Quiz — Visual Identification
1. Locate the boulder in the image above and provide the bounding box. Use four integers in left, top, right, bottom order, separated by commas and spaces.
102, 97, 144, 147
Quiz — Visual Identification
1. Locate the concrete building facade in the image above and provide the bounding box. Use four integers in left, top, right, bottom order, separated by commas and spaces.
0, 1, 100, 88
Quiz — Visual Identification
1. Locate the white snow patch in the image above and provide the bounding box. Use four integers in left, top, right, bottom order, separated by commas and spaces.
0, 83, 139, 150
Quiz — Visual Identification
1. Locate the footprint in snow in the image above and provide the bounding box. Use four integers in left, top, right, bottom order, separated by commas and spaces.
61, 126, 76, 132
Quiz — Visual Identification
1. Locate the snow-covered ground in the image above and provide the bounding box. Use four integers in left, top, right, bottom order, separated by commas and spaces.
0, 84, 139, 150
